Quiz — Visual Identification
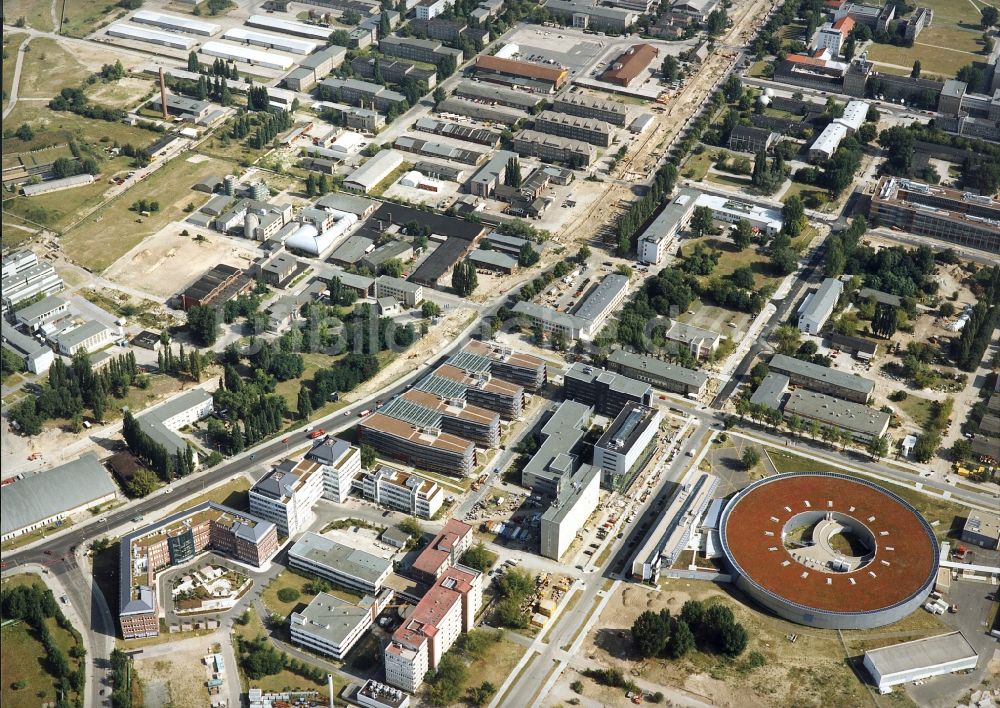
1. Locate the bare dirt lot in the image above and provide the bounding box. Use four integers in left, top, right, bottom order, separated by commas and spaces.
580, 581, 950, 707
104, 222, 257, 299
133, 642, 215, 708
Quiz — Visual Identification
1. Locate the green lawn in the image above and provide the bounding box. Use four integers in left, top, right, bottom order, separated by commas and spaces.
766, 449, 962, 539
894, 393, 935, 429
917, 25, 989, 54
260, 569, 362, 619
706, 172, 752, 189
866, 41, 979, 80
59, 152, 237, 272
170, 478, 251, 514
680, 235, 780, 290
914, 0, 988, 27
16, 37, 93, 98
681, 149, 717, 182
59, 0, 127, 38
781, 181, 830, 210
3, 0, 54, 31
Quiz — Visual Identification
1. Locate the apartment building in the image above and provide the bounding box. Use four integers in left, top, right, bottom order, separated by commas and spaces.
287, 532, 393, 595
415, 0, 451, 20
410, 519, 474, 583
552, 92, 628, 126
564, 363, 653, 418
534, 111, 612, 147
593, 403, 662, 488
605, 348, 708, 398
520, 399, 592, 497
379, 35, 463, 65
869, 176, 1000, 254
768, 353, 875, 403
664, 321, 721, 360
290, 589, 393, 660
249, 458, 325, 537
512, 129, 594, 167
358, 412, 476, 476
384, 564, 483, 692
119, 503, 278, 638
362, 466, 444, 518
374, 276, 424, 307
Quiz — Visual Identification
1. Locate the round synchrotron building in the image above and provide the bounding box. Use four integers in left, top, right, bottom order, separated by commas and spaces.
718, 472, 939, 630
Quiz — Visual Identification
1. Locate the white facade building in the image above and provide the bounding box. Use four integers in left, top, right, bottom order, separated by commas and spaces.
863, 632, 978, 693
307, 436, 361, 504
50, 320, 116, 356
416, 0, 452, 19
249, 458, 326, 537
362, 467, 444, 519
375, 276, 424, 307
593, 403, 662, 483
288, 533, 393, 595
290, 590, 392, 660
692, 193, 783, 235
797, 277, 843, 334
539, 465, 601, 560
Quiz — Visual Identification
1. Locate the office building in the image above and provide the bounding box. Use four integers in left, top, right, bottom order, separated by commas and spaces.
424, 363, 525, 419
540, 464, 601, 560
250, 458, 326, 537
959, 512, 1000, 550
1, 322, 55, 374
869, 176, 1000, 254
290, 589, 393, 660
1, 453, 117, 543
384, 564, 483, 692
50, 320, 115, 356
119, 503, 278, 638
362, 466, 444, 518
453, 80, 543, 112
134, 388, 213, 465
606, 348, 708, 397
307, 436, 363, 504
521, 399, 593, 497
813, 16, 854, 55
468, 150, 520, 197
512, 273, 628, 341
410, 519, 474, 582
552, 92, 628, 126
768, 353, 874, 403
636, 190, 697, 264
593, 403, 662, 488
564, 363, 653, 418
512, 129, 594, 166
798, 278, 843, 334
1, 255, 64, 312
834, 2, 895, 32
693, 193, 783, 235
783, 389, 891, 441
288, 533, 393, 595
358, 412, 476, 476
14, 295, 70, 330
664, 321, 721, 360
534, 111, 611, 147
416, 0, 451, 19
472, 55, 568, 92
728, 125, 778, 154
458, 340, 547, 392
543, 0, 637, 31
379, 35, 462, 65
320, 78, 407, 114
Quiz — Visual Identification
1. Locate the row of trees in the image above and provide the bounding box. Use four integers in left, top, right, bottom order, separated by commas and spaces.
615, 163, 679, 256
249, 110, 293, 150
49, 87, 126, 123
123, 408, 197, 481
952, 267, 999, 372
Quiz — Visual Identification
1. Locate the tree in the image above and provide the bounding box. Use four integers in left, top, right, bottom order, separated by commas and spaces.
691, 205, 714, 236
277, 587, 300, 603
577, 245, 591, 262
186, 305, 218, 346
866, 434, 889, 461
871, 302, 898, 338
706, 8, 727, 35
297, 385, 313, 420
518, 242, 540, 267
666, 617, 695, 658
781, 195, 805, 237
379, 10, 391, 38
843, 34, 856, 61
451, 260, 478, 297
504, 157, 522, 187
631, 609, 671, 658
421, 300, 442, 318
719, 622, 749, 656
910, 60, 921, 78
879, 125, 916, 176
461, 542, 494, 572
774, 324, 801, 355
733, 219, 754, 249
982, 5, 998, 28
741, 447, 760, 469
360, 444, 377, 469
187, 51, 199, 73
127, 469, 159, 497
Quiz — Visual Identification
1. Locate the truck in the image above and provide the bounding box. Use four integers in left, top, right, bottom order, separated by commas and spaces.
358, 409, 371, 417
308, 428, 326, 439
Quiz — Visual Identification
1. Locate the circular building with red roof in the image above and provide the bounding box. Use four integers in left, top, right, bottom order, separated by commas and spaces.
718, 472, 939, 630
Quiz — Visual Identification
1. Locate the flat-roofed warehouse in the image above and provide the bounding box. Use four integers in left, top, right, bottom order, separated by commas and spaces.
454, 80, 544, 112
606, 347, 708, 397
393, 136, 487, 166
413, 117, 502, 147
552, 92, 628, 126
246, 14, 336, 41
107, 23, 196, 50
200, 41, 295, 71
1, 453, 118, 542
472, 54, 568, 91
223, 28, 318, 55
344, 150, 405, 193
863, 632, 978, 693
130, 9, 220, 35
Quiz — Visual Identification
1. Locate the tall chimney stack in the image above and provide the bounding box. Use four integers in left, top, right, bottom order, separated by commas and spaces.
158, 67, 168, 120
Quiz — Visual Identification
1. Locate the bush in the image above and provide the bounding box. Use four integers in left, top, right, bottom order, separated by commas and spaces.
650, 692, 664, 704
570, 680, 584, 694
276, 587, 300, 603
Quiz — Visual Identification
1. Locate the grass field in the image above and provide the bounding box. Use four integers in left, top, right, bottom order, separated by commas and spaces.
60, 152, 236, 272
681, 148, 718, 181
917, 25, 988, 55
60, 0, 127, 38
781, 181, 830, 210
85, 76, 155, 109
260, 569, 363, 619
3, 0, 54, 31
916, 0, 990, 27
17, 37, 93, 98
894, 392, 934, 429
867, 39, 980, 79
766, 449, 963, 539
0, 575, 84, 706
2, 102, 155, 154
170, 477, 251, 514
706, 172, 752, 189
680, 234, 781, 290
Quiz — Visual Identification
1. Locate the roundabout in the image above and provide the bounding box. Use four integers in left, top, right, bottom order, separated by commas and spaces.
718, 472, 939, 629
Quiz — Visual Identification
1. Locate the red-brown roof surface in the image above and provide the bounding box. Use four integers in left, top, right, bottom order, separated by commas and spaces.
411, 518, 473, 577
474, 55, 568, 86
832, 16, 855, 36
722, 474, 937, 614
602, 44, 659, 86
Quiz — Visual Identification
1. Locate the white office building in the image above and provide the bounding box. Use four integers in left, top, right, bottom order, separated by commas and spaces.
593, 403, 662, 486
290, 589, 393, 660
288, 532, 393, 595
797, 277, 843, 334
539, 464, 601, 560
375, 276, 424, 307
363, 467, 444, 519
307, 436, 362, 504
250, 458, 326, 537
693, 193, 783, 235
1, 322, 55, 374
50, 320, 116, 356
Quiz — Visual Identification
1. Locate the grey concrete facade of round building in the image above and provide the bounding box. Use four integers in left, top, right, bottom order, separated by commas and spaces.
718, 472, 939, 630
